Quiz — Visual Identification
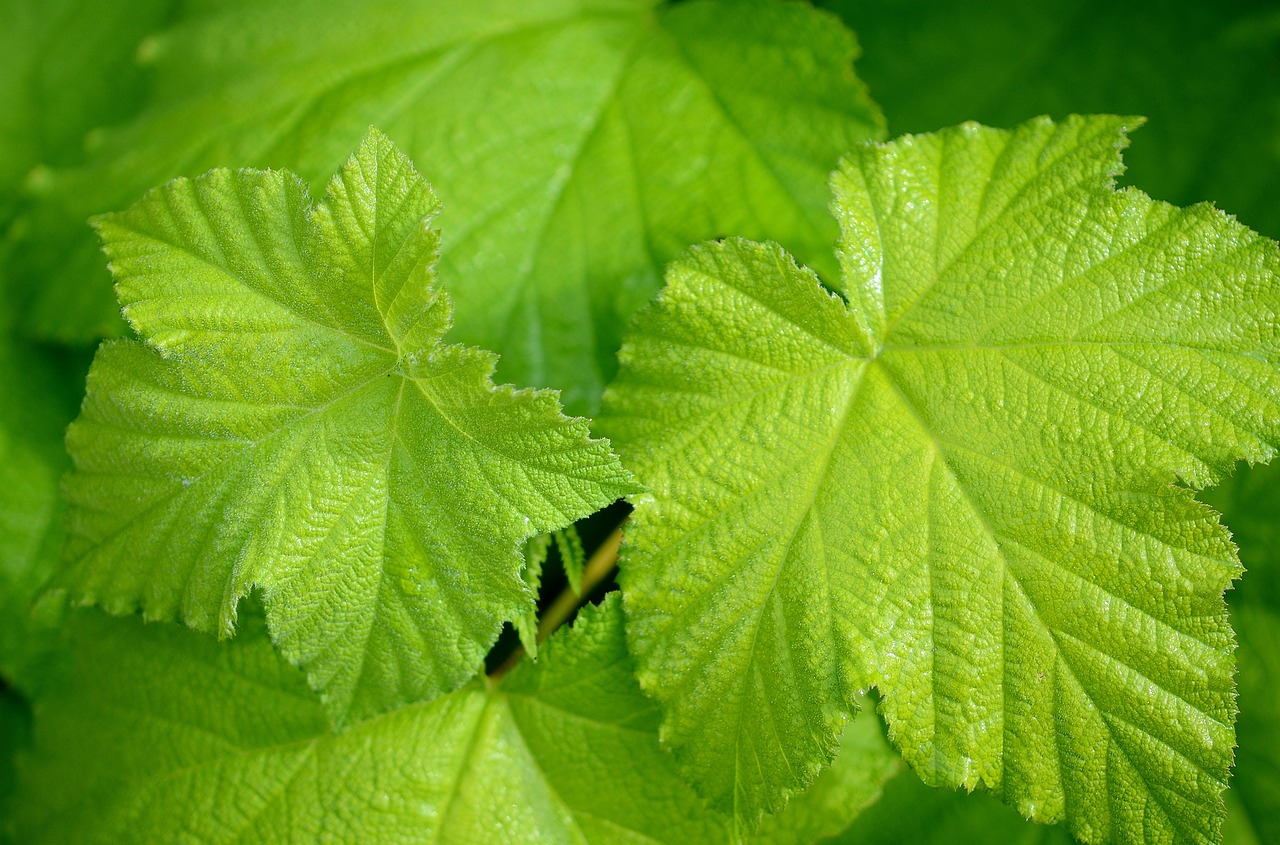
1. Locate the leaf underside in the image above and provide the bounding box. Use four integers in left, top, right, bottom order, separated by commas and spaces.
63, 130, 635, 724
605, 115, 1280, 842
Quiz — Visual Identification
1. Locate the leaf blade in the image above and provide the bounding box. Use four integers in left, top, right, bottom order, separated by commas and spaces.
605, 115, 1280, 841
64, 131, 635, 723
14, 0, 882, 414
15, 598, 744, 844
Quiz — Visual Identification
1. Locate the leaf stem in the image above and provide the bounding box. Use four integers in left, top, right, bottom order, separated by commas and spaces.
491, 521, 626, 679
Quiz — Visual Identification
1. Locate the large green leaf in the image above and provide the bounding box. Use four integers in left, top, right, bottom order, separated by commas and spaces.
0, 0, 172, 683
13, 597, 735, 843
604, 115, 1280, 841
820, 0, 1280, 239
62, 131, 635, 724
829, 463, 1280, 845
13, 596, 902, 844
14, 0, 881, 412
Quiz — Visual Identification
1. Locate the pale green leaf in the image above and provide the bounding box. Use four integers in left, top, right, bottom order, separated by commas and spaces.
829, 463, 1280, 845
13, 0, 881, 412
14, 597, 737, 844
62, 130, 635, 723
604, 115, 1280, 841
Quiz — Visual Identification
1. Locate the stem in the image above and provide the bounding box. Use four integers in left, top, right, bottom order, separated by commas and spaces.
537, 523, 624, 642
490, 521, 626, 679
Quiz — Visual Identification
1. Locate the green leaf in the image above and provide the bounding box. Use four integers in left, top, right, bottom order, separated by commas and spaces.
14, 597, 739, 844
819, 0, 1280, 239
749, 702, 901, 845
0, 337, 80, 692
0, 687, 32, 845
0, 0, 173, 228
554, 526, 587, 595
14, 0, 881, 412
829, 463, 1280, 845
62, 130, 635, 724
515, 532, 553, 659
830, 760, 1075, 845
604, 115, 1280, 841
1203, 460, 1280, 610
1204, 461, 1280, 844
1226, 603, 1280, 845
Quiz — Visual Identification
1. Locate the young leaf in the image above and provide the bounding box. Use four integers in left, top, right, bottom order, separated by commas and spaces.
14, 597, 736, 844
14, 0, 882, 412
554, 526, 587, 595
514, 532, 553, 659
62, 130, 636, 724
604, 115, 1280, 841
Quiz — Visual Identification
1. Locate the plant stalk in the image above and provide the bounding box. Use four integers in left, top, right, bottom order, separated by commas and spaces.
490, 521, 626, 679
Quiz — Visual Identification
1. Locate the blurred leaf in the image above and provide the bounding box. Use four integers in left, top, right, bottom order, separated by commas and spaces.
823, 0, 1280, 238
15, 0, 881, 414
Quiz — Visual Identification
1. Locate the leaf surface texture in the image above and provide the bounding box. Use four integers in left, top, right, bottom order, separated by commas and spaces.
604, 115, 1280, 842
15, 0, 882, 412
64, 131, 634, 723
15, 594, 904, 843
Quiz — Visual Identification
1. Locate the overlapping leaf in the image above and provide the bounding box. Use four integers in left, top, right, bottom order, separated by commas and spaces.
0, 0, 172, 231
604, 115, 1280, 841
751, 703, 901, 845
13, 598, 726, 843
13, 593, 900, 844
13, 0, 882, 412
62, 130, 635, 723
820, 0, 1280, 238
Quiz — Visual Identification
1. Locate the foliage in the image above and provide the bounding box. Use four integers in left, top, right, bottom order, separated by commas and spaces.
2, 2, 1278, 844
603, 114, 1279, 841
